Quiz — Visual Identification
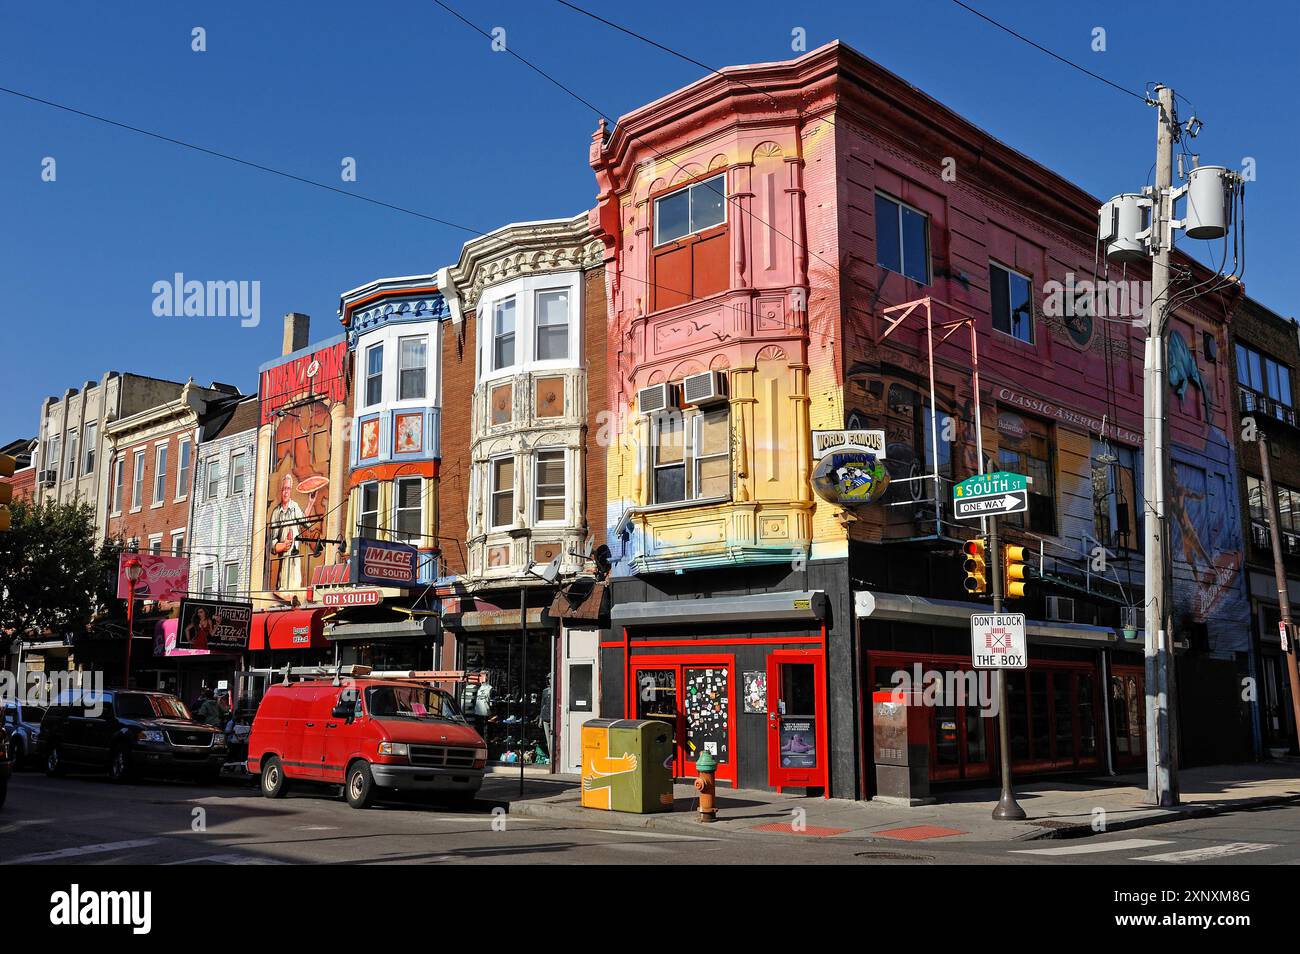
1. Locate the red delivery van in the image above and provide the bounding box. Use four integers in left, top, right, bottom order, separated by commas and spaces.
248, 675, 487, 809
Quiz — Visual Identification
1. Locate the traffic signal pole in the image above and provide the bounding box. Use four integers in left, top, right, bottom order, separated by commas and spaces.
989, 514, 1025, 820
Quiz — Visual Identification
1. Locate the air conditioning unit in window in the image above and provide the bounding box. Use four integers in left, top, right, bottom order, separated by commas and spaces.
38, 469, 55, 487
1045, 595, 1075, 623
637, 383, 678, 415
681, 371, 728, 407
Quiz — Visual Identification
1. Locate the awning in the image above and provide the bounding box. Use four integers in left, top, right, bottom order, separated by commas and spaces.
327, 618, 437, 642
611, 590, 827, 628
854, 590, 1133, 650
249, 609, 329, 651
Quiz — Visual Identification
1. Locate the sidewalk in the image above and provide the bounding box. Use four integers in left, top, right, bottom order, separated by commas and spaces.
488, 760, 1300, 843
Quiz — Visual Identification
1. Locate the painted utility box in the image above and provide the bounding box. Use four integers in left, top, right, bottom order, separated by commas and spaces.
580, 718, 674, 813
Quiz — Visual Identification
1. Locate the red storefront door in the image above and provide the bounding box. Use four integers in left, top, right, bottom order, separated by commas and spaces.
631, 656, 737, 786
766, 650, 828, 792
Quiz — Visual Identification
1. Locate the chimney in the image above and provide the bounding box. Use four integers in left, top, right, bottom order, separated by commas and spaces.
282, 312, 310, 355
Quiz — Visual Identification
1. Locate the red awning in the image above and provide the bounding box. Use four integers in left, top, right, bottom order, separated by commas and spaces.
248, 609, 328, 651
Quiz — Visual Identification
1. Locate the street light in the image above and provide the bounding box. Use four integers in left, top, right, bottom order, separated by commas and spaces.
123, 558, 145, 689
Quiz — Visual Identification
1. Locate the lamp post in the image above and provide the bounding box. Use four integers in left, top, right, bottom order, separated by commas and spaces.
123, 558, 145, 689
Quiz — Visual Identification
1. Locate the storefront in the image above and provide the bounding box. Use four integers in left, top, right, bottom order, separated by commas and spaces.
857, 590, 1144, 791
331, 617, 441, 672
247, 608, 334, 670
605, 590, 830, 793
443, 605, 557, 768
139, 619, 242, 709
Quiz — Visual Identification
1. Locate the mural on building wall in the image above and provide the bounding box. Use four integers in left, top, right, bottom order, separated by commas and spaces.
258, 340, 350, 605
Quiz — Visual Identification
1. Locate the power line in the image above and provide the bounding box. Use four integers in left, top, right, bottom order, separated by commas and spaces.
0, 84, 485, 235
947, 0, 1150, 103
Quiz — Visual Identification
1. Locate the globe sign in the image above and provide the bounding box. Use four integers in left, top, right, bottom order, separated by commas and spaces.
811, 452, 890, 506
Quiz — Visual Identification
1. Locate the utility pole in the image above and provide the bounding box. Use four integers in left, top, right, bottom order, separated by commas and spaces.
990, 514, 1025, 820
1256, 429, 1300, 749
1144, 84, 1179, 806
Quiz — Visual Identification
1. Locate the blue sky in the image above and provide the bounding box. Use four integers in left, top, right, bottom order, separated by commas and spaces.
2, 0, 1294, 440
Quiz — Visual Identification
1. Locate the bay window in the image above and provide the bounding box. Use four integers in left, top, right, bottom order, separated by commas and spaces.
490, 457, 515, 529
534, 450, 566, 523
535, 290, 569, 361
651, 173, 728, 310
358, 480, 381, 537
492, 297, 517, 371
365, 343, 384, 407
393, 476, 423, 543
651, 406, 731, 505
398, 336, 428, 401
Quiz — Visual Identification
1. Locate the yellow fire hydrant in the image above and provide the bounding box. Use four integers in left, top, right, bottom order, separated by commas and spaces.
694, 751, 718, 823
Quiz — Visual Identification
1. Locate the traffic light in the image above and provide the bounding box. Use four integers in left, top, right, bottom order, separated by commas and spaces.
0, 453, 13, 532
962, 538, 988, 596
1003, 544, 1030, 599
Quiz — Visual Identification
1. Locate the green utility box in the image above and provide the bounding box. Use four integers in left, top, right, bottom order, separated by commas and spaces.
580, 718, 674, 813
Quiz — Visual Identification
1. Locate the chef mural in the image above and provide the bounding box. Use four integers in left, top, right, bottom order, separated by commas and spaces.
257, 338, 351, 606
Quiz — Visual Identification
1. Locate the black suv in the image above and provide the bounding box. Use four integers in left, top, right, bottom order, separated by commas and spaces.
41, 690, 227, 783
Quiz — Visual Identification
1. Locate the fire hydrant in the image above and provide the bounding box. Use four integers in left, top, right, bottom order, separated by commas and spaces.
694, 751, 718, 823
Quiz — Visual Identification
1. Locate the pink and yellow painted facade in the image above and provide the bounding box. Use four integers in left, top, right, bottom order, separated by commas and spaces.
590, 55, 850, 574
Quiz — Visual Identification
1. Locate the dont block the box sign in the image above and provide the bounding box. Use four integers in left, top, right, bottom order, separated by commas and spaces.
350, 537, 418, 588
970, 613, 1027, 669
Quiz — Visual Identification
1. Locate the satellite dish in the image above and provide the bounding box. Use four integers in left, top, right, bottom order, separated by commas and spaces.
539, 556, 561, 584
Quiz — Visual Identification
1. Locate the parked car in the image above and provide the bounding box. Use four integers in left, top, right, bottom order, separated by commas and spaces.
0, 723, 11, 809
41, 690, 227, 783
248, 677, 487, 809
3, 700, 48, 769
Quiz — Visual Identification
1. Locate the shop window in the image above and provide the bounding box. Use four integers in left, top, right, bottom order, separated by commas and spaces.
651, 174, 728, 310
990, 262, 1035, 344
364, 343, 384, 407
492, 297, 516, 371
393, 476, 422, 543
998, 412, 1056, 534
1092, 443, 1139, 550
534, 450, 565, 524
490, 457, 515, 529
398, 336, 427, 401
874, 191, 930, 284
535, 290, 569, 361
358, 480, 381, 537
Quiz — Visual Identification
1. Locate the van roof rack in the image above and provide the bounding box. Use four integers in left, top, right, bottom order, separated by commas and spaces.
266, 663, 373, 687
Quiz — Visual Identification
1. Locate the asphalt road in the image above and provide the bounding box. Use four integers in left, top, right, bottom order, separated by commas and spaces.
2, 768, 1299, 866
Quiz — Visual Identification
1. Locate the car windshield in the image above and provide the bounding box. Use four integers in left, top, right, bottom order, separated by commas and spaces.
365, 685, 463, 722
114, 693, 191, 720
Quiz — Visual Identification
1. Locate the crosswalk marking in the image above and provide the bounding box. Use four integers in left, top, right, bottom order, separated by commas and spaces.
1012, 838, 1173, 856
1134, 842, 1275, 863
6, 838, 160, 864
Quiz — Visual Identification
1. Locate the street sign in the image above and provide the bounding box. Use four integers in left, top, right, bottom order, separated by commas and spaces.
952, 471, 1029, 520
971, 613, 1027, 669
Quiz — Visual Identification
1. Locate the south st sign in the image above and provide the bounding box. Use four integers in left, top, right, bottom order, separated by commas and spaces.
970, 613, 1027, 669
952, 471, 1029, 520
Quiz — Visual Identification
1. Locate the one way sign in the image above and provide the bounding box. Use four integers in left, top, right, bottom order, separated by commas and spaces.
953, 490, 1028, 519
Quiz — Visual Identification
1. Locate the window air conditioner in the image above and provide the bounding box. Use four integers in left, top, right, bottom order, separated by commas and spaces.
637, 383, 677, 415
681, 370, 728, 407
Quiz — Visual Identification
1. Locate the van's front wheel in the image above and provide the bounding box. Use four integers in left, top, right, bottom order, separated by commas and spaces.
345, 761, 376, 809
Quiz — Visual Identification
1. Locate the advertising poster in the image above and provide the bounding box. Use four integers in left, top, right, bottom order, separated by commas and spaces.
117, 552, 190, 602
259, 339, 350, 606
177, 598, 253, 651
778, 718, 817, 768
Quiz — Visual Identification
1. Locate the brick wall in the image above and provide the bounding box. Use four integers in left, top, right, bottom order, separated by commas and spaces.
106, 424, 196, 555
583, 266, 608, 549
438, 315, 475, 576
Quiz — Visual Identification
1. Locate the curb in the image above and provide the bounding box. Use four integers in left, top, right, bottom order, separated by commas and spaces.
1014, 791, 1300, 841
506, 790, 1300, 842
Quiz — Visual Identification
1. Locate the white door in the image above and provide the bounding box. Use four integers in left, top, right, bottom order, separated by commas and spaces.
561, 628, 599, 773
